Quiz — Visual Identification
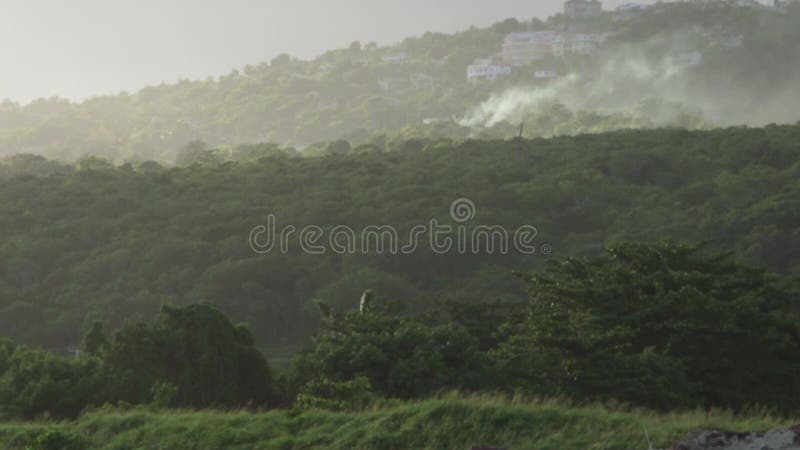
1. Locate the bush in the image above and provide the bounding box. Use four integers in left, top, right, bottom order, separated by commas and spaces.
296, 376, 375, 411
287, 301, 491, 404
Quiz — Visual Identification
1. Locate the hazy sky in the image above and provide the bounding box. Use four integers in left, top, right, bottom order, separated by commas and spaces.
0, 0, 662, 104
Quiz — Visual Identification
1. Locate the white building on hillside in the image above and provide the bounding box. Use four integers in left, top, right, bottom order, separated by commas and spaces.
689, 0, 767, 7
552, 33, 608, 57
467, 58, 512, 82
381, 53, 407, 64
570, 33, 608, 55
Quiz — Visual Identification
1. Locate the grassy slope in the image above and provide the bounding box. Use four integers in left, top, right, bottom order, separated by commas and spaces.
0, 395, 794, 450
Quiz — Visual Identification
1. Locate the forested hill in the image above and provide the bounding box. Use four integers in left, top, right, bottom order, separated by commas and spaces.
1, 1, 800, 162
1, 124, 799, 350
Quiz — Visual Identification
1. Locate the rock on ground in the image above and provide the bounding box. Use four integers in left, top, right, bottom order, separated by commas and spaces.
671, 424, 800, 450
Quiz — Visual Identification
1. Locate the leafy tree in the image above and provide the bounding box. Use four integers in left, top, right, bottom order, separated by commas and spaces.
104, 303, 277, 409
495, 241, 800, 411
0, 345, 110, 419
175, 140, 218, 166
0, 304, 278, 419
288, 298, 490, 403
81, 321, 109, 356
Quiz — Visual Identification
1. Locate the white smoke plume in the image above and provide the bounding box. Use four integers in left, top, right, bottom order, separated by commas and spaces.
459, 30, 799, 129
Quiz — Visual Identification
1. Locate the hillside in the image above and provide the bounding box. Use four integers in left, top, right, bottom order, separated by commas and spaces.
0, 395, 795, 450
1, 1, 799, 162
1, 124, 799, 350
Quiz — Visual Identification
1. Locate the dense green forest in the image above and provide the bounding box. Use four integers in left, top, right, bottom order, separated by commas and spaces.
2, 124, 800, 353
1, 1, 799, 162
2, 123, 800, 428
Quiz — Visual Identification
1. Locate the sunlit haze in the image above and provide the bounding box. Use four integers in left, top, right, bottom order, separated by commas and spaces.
0, 0, 658, 103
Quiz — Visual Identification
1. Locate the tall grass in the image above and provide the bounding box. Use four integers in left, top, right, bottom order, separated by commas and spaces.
0, 393, 795, 450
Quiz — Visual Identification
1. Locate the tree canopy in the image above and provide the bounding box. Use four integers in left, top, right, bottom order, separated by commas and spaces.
1, 124, 800, 351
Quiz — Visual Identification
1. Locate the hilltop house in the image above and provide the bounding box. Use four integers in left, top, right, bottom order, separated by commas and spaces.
381, 53, 408, 64
689, 0, 767, 7
564, 0, 603, 19
467, 58, 512, 82
505, 31, 607, 63
569, 33, 608, 55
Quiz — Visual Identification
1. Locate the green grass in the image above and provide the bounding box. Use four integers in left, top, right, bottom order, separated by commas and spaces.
0, 394, 795, 450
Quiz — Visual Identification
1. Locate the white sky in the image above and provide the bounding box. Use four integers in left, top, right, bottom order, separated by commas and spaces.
0, 0, 666, 103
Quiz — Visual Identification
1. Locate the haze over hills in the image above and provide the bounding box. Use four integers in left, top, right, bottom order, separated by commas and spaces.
2, 0, 657, 103
1, 0, 797, 164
